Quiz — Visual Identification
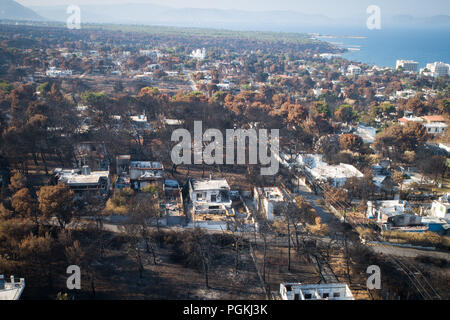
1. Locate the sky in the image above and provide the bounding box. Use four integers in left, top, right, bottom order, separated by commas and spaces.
16, 0, 450, 19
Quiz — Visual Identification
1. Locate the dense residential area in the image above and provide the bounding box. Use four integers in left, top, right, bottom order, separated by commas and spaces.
0, 12, 449, 302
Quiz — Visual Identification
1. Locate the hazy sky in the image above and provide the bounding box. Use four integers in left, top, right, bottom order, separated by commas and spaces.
17, 0, 450, 18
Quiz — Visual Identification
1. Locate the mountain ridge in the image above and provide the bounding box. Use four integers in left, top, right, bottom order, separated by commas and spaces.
0, 0, 44, 21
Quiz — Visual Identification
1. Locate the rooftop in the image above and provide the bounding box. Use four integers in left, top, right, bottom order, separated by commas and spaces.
297, 154, 363, 181
367, 200, 410, 218
55, 167, 109, 186
191, 178, 230, 191
0, 275, 25, 300
280, 282, 354, 300
423, 115, 445, 122
256, 187, 286, 202
398, 116, 424, 123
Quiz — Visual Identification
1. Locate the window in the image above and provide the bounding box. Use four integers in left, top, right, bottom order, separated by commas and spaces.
294, 294, 300, 300
323, 293, 329, 299
304, 293, 312, 299
211, 194, 217, 202
197, 193, 203, 201
333, 292, 341, 298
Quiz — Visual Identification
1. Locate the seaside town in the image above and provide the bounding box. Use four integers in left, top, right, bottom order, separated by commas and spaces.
0, 5, 449, 302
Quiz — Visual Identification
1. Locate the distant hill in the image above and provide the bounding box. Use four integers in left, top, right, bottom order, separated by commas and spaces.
16, 2, 450, 31
0, 0, 44, 21
30, 3, 335, 30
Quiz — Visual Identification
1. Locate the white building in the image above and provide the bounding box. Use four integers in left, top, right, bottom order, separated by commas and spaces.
189, 178, 232, 215
0, 275, 25, 300
320, 53, 341, 60
280, 283, 354, 300
296, 154, 364, 187
46, 67, 72, 77
396, 60, 419, 73
347, 65, 361, 76
191, 48, 207, 60
398, 115, 424, 125
423, 122, 447, 135
431, 194, 450, 221
139, 49, 161, 57
398, 115, 447, 135
422, 115, 447, 135
367, 200, 411, 223
130, 114, 152, 130
355, 124, 377, 144
55, 166, 110, 200
425, 62, 450, 77
254, 187, 287, 221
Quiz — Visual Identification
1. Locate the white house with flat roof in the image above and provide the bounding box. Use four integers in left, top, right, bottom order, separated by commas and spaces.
423, 122, 447, 135
347, 65, 361, 76
431, 194, 450, 221
54, 166, 110, 200
0, 275, 25, 300
189, 178, 232, 215
367, 200, 411, 223
254, 187, 288, 221
280, 283, 354, 300
297, 154, 363, 187
355, 124, 377, 144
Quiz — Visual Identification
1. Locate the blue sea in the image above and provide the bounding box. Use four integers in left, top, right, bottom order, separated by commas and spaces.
310, 27, 450, 68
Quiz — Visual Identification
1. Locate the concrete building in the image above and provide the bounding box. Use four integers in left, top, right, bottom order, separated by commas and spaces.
396, 60, 419, 72
129, 161, 164, 190
0, 275, 25, 300
431, 194, 450, 220
254, 187, 288, 221
367, 200, 411, 223
347, 65, 361, 76
398, 116, 424, 125
425, 62, 450, 77
46, 67, 73, 77
354, 124, 377, 144
398, 115, 447, 135
296, 154, 363, 188
422, 115, 447, 135
280, 283, 354, 300
423, 122, 447, 135
191, 48, 206, 60
189, 178, 232, 215
54, 166, 110, 200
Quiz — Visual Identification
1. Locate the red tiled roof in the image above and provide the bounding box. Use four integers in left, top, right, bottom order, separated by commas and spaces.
423, 115, 445, 122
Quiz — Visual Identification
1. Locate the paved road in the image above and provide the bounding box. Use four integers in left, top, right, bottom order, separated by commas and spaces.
183, 70, 197, 91
371, 244, 450, 260
295, 179, 340, 225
